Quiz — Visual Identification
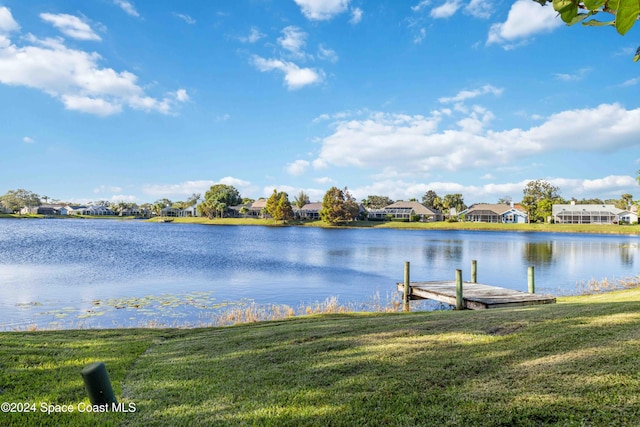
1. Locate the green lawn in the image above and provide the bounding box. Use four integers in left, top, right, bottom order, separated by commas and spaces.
167, 216, 640, 235
3, 289, 640, 426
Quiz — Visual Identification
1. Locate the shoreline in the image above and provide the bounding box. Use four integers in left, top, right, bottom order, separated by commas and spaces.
2, 213, 640, 235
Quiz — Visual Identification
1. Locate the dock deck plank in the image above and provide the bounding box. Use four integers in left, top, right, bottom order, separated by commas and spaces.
397, 280, 556, 310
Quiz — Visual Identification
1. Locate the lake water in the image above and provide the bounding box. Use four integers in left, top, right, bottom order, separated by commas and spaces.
0, 219, 638, 330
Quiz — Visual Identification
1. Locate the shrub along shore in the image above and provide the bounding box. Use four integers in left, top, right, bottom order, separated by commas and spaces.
2, 287, 640, 426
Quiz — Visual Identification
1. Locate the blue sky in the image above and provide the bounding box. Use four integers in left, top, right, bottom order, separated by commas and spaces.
1, 0, 639, 205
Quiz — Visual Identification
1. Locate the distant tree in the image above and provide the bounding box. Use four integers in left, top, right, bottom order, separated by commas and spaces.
577, 197, 604, 204
198, 184, 242, 219
522, 179, 562, 223
0, 189, 41, 213
186, 193, 201, 206
362, 195, 394, 209
266, 189, 294, 223
293, 191, 310, 209
621, 193, 634, 209
422, 190, 443, 211
242, 197, 255, 205
497, 196, 512, 205
320, 187, 359, 224
442, 194, 466, 215
152, 199, 172, 216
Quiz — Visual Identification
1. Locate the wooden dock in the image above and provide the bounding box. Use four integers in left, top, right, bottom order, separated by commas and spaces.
396, 280, 556, 310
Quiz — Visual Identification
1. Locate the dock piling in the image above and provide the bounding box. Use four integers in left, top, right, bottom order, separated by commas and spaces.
403, 261, 411, 312
471, 260, 477, 283
528, 266, 535, 294
455, 269, 463, 310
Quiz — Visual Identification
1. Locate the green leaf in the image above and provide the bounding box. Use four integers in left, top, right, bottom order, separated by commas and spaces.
614, 0, 640, 35
582, 18, 616, 26
553, 0, 579, 23
567, 13, 591, 25
583, 0, 607, 11
634, 45, 640, 62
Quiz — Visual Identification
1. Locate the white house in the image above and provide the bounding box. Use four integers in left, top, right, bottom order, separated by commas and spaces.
368, 201, 442, 222
553, 204, 638, 224
459, 204, 528, 223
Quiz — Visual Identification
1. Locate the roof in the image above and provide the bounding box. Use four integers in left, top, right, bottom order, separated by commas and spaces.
250, 199, 267, 209
552, 204, 625, 215
384, 201, 441, 215
299, 202, 323, 211
465, 203, 515, 215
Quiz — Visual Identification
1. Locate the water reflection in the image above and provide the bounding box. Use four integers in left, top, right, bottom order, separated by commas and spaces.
0, 219, 638, 329
522, 242, 555, 266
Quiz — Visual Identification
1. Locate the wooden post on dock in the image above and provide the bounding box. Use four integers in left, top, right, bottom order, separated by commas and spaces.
471, 260, 477, 283
528, 266, 535, 294
455, 269, 463, 310
403, 261, 411, 312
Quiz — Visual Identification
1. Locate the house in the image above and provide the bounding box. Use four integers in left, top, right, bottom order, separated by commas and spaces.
369, 201, 442, 222
460, 204, 528, 223
20, 204, 65, 215
84, 205, 115, 216
297, 202, 323, 220
182, 205, 199, 217
553, 203, 638, 224
65, 205, 88, 215
160, 207, 183, 217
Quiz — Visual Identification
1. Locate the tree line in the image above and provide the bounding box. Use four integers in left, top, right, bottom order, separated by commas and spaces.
2, 175, 638, 225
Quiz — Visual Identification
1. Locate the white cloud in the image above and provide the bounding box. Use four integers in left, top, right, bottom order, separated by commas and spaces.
465, 0, 493, 18
315, 177, 336, 184
111, 194, 137, 202
621, 77, 640, 87
431, 0, 461, 19
487, 0, 562, 47
216, 113, 231, 122
278, 26, 307, 58
553, 67, 591, 82
0, 10, 185, 116
317, 45, 338, 63
40, 13, 101, 41
311, 103, 640, 179
350, 7, 363, 24
113, 0, 140, 17
142, 178, 253, 199
174, 13, 195, 24
22, 136, 34, 143
294, 0, 350, 21
0, 7, 19, 34
413, 28, 426, 44
286, 159, 311, 176
174, 88, 189, 102
219, 176, 252, 187
94, 185, 123, 194
239, 26, 265, 43
438, 84, 503, 103
251, 55, 324, 90
411, 1, 430, 12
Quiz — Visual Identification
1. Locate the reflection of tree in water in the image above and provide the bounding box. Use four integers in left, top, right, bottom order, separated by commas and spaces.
522, 242, 554, 266
423, 243, 463, 263
619, 244, 635, 266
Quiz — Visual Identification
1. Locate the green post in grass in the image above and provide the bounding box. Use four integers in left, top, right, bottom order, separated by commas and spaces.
471, 260, 477, 283
528, 266, 535, 294
403, 261, 410, 312
81, 362, 117, 405
456, 269, 463, 310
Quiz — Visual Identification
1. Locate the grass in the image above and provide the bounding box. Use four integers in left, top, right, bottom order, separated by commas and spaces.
3, 288, 640, 426
164, 216, 640, 234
